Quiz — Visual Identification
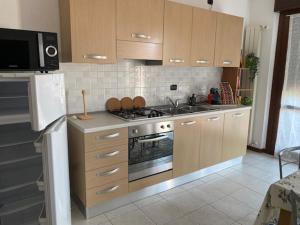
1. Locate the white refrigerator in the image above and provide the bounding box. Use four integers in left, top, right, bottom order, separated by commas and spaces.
0, 73, 71, 225
30, 73, 72, 225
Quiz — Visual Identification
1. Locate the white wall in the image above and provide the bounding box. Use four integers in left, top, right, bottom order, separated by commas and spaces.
248, 0, 279, 149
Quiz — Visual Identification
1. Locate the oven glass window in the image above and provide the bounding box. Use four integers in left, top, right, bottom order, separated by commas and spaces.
0, 40, 30, 69
129, 131, 173, 165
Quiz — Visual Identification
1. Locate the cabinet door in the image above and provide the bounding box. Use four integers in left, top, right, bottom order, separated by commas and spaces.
173, 118, 200, 177
190, 8, 217, 67
199, 114, 224, 169
222, 110, 250, 161
70, 0, 116, 64
117, 0, 164, 44
163, 1, 193, 66
214, 13, 243, 67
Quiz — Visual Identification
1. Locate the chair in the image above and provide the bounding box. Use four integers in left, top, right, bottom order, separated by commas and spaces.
278, 146, 300, 179
290, 190, 300, 225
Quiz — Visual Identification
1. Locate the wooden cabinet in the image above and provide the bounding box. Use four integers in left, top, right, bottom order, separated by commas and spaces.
199, 114, 224, 168
163, 1, 193, 66
173, 118, 200, 177
68, 125, 128, 207
214, 13, 244, 67
59, 0, 116, 64
222, 110, 250, 161
190, 9, 217, 67
117, 0, 164, 44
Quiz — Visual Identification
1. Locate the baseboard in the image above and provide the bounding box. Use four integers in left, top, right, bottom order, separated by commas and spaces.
247, 145, 265, 152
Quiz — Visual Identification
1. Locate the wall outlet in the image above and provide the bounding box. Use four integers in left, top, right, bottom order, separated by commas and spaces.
170, 84, 177, 91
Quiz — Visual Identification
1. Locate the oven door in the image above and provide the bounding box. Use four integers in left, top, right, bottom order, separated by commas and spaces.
128, 131, 173, 181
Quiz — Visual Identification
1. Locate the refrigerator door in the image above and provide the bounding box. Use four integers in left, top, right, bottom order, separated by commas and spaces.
29, 73, 66, 131
41, 117, 71, 225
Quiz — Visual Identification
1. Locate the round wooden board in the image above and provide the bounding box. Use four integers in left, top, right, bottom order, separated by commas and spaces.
133, 96, 146, 109
106, 98, 121, 111
121, 97, 133, 110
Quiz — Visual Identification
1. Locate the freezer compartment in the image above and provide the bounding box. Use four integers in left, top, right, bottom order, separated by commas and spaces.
0, 156, 42, 191
0, 123, 40, 148
0, 197, 43, 225
0, 142, 40, 166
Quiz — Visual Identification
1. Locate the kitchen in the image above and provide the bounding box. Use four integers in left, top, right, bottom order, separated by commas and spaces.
1, 0, 300, 225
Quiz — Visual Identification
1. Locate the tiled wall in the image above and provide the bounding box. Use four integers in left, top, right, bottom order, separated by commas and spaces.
59, 60, 222, 114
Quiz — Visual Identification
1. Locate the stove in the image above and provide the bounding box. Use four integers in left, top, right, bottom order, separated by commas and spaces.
110, 108, 169, 121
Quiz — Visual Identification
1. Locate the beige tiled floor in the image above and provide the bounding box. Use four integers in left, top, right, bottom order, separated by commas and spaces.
72, 151, 298, 225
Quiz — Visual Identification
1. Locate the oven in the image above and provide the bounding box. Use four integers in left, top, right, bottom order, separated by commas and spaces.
128, 121, 174, 182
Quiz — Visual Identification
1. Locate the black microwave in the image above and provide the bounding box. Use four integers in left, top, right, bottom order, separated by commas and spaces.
0, 28, 59, 72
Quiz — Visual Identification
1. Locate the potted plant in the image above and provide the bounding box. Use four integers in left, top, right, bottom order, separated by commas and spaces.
245, 53, 260, 81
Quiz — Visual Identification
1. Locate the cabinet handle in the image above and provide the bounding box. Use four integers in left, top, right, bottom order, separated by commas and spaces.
223, 60, 232, 65
96, 133, 120, 140
196, 60, 209, 64
232, 113, 244, 118
170, 59, 184, 63
131, 33, 151, 39
96, 150, 120, 159
96, 168, 120, 177
181, 121, 196, 126
207, 117, 220, 121
96, 185, 120, 195
83, 54, 107, 60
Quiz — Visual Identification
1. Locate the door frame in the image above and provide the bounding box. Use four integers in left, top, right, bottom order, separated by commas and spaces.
265, 4, 300, 155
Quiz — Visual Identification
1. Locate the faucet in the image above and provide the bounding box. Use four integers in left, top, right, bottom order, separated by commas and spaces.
166, 97, 180, 108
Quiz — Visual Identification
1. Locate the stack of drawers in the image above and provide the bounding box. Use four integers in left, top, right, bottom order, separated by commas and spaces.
68, 126, 129, 207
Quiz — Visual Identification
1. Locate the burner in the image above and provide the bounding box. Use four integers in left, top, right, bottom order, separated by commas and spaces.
110, 108, 167, 121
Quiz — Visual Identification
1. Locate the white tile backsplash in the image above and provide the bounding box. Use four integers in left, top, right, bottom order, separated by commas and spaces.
60, 60, 222, 114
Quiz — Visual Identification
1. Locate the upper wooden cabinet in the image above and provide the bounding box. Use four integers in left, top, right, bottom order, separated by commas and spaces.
173, 118, 200, 177
59, 0, 116, 64
222, 110, 250, 161
163, 1, 193, 66
190, 8, 217, 67
117, 0, 164, 44
214, 13, 244, 67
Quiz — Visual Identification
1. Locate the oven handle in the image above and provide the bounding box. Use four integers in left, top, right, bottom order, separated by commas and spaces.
137, 135, 169, 143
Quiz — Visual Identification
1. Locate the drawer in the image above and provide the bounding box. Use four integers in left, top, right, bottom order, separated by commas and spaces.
85, 145, 128, 171
86, 179, 128, 207
84, 128, 128, 152
86, 162, 128, 189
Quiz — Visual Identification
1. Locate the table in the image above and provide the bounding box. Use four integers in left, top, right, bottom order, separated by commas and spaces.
254, 171, 300, 225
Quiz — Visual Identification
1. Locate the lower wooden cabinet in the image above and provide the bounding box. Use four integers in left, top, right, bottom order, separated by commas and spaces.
222, 110, 250, 161
173, 118, 200, 177
199, 113, 224, 169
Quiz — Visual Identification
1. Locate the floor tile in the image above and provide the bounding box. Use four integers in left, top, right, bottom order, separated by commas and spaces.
134, 195, 163, 208
109, 209, 154, 225
178, 178, 204, 190
211, 196, 255, 221
208, 178, 244, 195
164, 215, 197, 225
105, 204, 138, 220
230, 187, 264, 210
72, 207, 111, 225
237, 211, 259, 225
187, 205, 234, 225
201, 173, 224, 183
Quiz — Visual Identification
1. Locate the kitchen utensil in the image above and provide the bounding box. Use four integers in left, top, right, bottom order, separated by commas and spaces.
188, 94, 197, 106
220, 82, 235, 105
106, 98, 121, 112
133, 96, 146, 109
78, 90, 94, 120
121, 97, 134, 110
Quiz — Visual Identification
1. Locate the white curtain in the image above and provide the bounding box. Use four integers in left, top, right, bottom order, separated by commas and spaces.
275, 14, 300, 156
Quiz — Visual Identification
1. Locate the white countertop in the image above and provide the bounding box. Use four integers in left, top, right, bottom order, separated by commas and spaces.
68, 105, 252, 133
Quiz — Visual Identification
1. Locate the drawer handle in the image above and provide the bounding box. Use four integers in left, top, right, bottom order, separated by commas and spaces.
208, 117, 220, 121
83, 54, 107, 60
181, 121, 196, 126
223, 60, 232, 65
170, 59, 184, 63
96, 150, 120, 159
96, 133, 120, 140
132, 33, 151, 39
233, 113, 245, 118
96, 168, 120, 177
96, 185, 120, 195
196, 60, 209, 64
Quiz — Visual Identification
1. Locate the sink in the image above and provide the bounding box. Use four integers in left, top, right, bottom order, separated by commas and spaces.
156, 105, 220, 115
157, 107, 188, 115
179, 105, 212, 113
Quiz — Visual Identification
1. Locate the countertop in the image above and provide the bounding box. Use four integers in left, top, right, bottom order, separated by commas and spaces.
68, 105, 252, 133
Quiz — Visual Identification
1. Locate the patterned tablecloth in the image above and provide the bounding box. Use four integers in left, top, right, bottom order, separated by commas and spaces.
254, 171, 300, 225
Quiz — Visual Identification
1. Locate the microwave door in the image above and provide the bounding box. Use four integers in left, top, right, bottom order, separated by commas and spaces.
40, 117, 71, 225
29, 73, 66, 131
